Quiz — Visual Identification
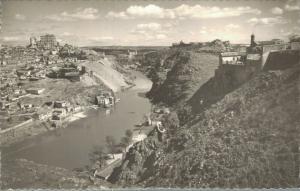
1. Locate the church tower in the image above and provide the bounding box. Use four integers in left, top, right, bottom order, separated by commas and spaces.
250, 33, 256, 47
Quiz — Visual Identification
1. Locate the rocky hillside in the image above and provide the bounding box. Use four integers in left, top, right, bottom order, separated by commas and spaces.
146, 50, 219, 107
109, 60, 300, 188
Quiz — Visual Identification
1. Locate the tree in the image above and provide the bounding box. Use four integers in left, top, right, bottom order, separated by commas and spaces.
125, 129, 133, 139
105, 135, 117, 159
289, 34, 300, 42
120, 137, 130, 152
89, 146, 108, 170
163, 112, 180, 133
120, 129, 133, 152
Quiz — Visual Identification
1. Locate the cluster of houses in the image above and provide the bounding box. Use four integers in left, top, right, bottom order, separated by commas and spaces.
0, 83, 46, 113
0, 34, 91, 131
219, 34, 300, 69
49, 101, 80, 121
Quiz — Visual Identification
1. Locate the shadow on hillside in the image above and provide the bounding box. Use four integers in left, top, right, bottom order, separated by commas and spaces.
187, 75, 241, 115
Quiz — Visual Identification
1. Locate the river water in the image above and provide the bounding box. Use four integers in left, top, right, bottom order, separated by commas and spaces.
2, 71, 152, 170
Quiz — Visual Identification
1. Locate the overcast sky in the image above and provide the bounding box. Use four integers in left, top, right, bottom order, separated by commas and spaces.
1, 0, 300, 46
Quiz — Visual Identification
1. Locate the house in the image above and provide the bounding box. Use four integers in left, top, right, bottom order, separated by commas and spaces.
14, 89, 26, 95
128, 50, 138, 59
291, 42, 300, 50
16, 70, 31, 76
11, 96, 20, 101
258, 39, 284, 46
36, 112, 52, 120
20, 103, 34, 110
0, 100, 10, 110
26, 88, 45, 95
219, 52, 246, 65
64, 72, 80, 81
53, 109, 66, 116
53, 101, 68, 108
163, 108, 170, 114
96, 91, 115, 108
19, 75, 27, 80
96, 96, 111, 108
73, 106, 81, 112
52, 108, 67, 120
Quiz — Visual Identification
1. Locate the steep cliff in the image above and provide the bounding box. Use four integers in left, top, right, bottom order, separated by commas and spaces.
147, 51, 219, 107
109, 58, 300, 188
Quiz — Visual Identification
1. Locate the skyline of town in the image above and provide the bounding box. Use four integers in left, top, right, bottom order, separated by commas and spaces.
1, 0, 300, 46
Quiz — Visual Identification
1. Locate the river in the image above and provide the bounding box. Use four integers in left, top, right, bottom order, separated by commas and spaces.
2, 71, 152, 170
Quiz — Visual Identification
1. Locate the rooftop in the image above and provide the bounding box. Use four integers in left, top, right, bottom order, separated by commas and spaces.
220, 52, 247, 57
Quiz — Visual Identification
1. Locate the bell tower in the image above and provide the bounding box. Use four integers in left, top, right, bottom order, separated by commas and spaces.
250, 33, 256, 47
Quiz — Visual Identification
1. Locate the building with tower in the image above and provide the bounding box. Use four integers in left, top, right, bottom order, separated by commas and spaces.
38, 34, 58, 50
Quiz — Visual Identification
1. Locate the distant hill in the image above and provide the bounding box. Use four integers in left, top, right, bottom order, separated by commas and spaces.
81, 46, 168, 51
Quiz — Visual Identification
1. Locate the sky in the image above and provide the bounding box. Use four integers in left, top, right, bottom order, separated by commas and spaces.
0, 0, 300, 46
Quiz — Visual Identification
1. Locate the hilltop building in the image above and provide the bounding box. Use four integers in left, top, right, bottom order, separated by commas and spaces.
39, 34, 57, 49
27, 34, 59, 50
38, 34, 58, 49
216, 33, 300, 91
219, 34, 291, 69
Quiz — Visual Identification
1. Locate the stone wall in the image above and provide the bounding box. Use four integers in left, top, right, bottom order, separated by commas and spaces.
261, 44, 288, 68
263, 50, 300, 71
215, 64, 260, 89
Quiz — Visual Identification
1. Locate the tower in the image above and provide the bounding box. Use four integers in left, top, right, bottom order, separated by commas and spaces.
29, 37, 37, 48
250, 33, 256, 47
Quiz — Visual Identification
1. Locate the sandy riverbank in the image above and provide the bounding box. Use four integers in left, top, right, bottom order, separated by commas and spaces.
130, 70, 153, 91
65, 111, 88, 123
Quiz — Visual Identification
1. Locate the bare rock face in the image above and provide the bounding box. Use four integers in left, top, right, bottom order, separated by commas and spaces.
108, 130, 162, 186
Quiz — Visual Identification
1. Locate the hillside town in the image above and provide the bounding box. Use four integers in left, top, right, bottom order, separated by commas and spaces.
0, 34, 142, 145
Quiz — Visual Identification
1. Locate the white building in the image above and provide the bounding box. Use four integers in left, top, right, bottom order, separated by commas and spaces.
219, 52, 246, 65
